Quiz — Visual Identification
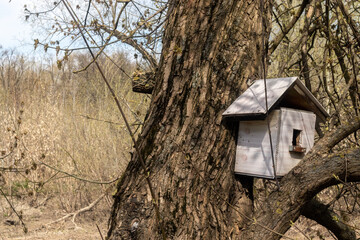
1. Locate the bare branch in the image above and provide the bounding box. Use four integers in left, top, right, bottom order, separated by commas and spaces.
302, 199, 356, 240
269, 0, 311, 55
242, 147, 360, 240
97, 24, 158, 69
47, 192, 107, 226
309, 116, 360, 155
61, 1, 166, 239
335, 0, 360, 48
241, 117, 360, 239
0, 188, 27, 233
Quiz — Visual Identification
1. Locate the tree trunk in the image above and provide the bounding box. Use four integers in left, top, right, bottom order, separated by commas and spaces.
107, 0, 270, 239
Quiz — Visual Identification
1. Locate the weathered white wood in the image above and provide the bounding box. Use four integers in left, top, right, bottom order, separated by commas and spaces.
235, 110, 280, 178
222, 77, 329, 122
234, 108, 316, 178
223, 77, 296, 117
276, 108, 316, 175
226, 76, 327, 178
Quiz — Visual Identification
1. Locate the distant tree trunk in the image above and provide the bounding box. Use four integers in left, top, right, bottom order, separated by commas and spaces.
107, 0, 271, 239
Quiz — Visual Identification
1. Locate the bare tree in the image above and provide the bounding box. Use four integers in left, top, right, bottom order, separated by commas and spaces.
25, 0, 360, 239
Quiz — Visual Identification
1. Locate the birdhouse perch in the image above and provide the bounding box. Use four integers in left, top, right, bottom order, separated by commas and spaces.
222, 77, 329, 179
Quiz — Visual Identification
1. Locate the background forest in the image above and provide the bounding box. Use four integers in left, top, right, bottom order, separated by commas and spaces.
0, 49, 149, 238
0, 0, 359, 239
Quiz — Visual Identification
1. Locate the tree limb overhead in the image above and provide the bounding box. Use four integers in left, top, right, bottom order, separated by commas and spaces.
97, 24, 158, 69
302, 198, 356, 240
269, 0, 311, 55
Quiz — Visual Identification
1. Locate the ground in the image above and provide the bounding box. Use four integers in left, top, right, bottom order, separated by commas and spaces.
1, 193, 358, 239
0, 197, 108, 240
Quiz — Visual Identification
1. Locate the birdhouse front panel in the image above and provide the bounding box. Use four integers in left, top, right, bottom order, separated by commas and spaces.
234, 108, 316, 178
276, 108, 316, 176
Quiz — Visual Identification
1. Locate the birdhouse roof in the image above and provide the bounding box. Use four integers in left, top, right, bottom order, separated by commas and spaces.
222, 77, 329, 122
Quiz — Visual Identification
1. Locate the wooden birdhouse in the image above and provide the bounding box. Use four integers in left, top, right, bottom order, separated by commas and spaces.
222, 77, 329, 179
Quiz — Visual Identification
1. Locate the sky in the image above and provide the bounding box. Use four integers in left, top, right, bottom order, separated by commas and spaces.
0, 0, 155, 59
0, 0, 34, 53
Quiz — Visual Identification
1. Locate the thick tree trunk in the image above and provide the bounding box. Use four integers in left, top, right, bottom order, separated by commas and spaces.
107, 0, 270, 239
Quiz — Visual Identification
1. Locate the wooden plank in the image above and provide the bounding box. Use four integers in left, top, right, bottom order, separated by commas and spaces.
276, 108, 316, 175
222, 76, 329, 123
235, 146, 275, 178
235, 110, 280, 178
235, 108, 316, 178
223, 77, 297, 117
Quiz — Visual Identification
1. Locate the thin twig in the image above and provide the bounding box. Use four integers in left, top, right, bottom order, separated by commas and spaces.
73, 3, 128, 74
61, 1, 166, 239
47, 192, 106, 226
269, 0, 311, 55
96, 223, 105, 240
261, 0, 280, 189
290, 220, 311, 240
0, 188, 28, 233
37, 157, 120, 185
79, 114, 124, 125
84, 0, 92, 26
20, 139, 120, 185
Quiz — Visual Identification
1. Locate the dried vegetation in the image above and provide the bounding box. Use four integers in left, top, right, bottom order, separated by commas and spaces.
0, 48, 149, 237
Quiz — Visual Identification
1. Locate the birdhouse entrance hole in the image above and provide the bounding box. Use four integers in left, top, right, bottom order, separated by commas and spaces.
292, 129, 302, 146
290, 129, 306, 153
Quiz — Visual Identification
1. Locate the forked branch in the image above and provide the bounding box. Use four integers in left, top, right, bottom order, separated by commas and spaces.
334, 0, 360, 47
302, 198, 356, 240
47, 192, 106, 226
269, 0, 311, 55
241, 117, 360, 240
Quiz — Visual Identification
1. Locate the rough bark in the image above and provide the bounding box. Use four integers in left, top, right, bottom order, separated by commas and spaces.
106, 0, 360, 239
107, 0, 271, 239
302, 199, 356, 240
240, 118, 360, 239
132, 71, 155, 94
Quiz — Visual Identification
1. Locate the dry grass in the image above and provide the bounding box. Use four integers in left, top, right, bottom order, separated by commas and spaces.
0, 50, 148, 220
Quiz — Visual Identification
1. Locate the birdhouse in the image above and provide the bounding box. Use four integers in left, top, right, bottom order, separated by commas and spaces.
222, 77, 329, 179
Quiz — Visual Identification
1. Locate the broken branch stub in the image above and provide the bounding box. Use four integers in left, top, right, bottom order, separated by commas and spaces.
132, 71, 155, 94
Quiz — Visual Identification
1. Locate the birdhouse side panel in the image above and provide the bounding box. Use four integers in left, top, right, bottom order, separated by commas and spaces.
235, 110, 280, 178
276, 108, 316, 175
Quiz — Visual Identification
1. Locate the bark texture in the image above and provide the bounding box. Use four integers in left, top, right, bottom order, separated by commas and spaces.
240, 118, 360, 239
302, 199, 356, 240
107, 0, 270, 239
107, 0, 360, 239
132, 71, 155, 94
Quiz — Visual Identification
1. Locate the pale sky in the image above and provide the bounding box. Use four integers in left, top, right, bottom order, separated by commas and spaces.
0, 0, 33, 52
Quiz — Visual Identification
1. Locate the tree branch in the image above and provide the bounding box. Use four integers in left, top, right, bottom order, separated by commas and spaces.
334, 0, 360, 48
302, 198, 356, 240
47, 192, 106, 226
309, 116, 360, 155
132, 70, 155, 94
243, 148, 360, 240
241, 117, 360, 240
97, 24, 158, 69
269, 0, 311, 55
